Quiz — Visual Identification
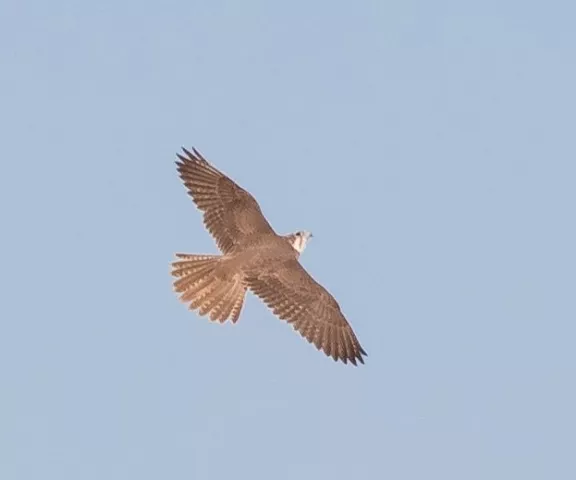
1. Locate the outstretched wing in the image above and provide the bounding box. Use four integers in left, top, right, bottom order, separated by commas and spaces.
176, 147, 276, 254
246, 259, 367, 366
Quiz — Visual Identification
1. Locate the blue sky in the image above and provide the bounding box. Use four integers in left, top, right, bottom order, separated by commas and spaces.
1, 1, 575, 479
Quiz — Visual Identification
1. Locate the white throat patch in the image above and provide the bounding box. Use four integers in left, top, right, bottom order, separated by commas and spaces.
289, 231, 312, 254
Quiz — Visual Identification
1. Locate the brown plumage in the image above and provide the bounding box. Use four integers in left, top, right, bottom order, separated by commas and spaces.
171, 147, 367, 366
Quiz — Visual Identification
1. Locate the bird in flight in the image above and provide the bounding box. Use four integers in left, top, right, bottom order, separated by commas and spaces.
171, 147, 367, 365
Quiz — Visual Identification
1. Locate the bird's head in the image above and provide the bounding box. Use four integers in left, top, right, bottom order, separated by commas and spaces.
286, 231, 313, 254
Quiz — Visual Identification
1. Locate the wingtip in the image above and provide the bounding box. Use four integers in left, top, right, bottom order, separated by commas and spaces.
175, 146, 201, 169
192, 147, 209, 163
180, 146, 195, 159
347, 350, 367, 367
177, 146, 209, 165
332, 352, 366, 367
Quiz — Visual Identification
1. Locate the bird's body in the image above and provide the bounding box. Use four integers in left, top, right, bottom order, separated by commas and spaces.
171, 147, 367, 365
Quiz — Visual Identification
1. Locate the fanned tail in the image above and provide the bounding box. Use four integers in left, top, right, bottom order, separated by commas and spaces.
171, 254, 246, 323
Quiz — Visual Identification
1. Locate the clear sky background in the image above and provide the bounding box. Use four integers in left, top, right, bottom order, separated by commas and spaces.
1, 1, 575, 479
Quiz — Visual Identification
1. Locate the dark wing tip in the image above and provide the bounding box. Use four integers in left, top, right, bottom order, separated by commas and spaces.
180, 146, 195, 159
176, 146, 197, 162
355, 346, 367, 365
192, 147, 208, 161
329, 345, 367, 367
177, 146, 210, 164
175, 146, 211, 174
345, 344, 367, 367
346, 352, 365, 367
315, 322, 368, 367
175, 149, 190, 167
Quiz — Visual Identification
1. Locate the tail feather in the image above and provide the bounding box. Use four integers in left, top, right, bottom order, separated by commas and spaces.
210, 283, 235, 321
229, 287, 245, 323
211, 282, 238, 322
171, 253, 246, 324
174, 268, 213, 293
198, 279, 231, 315
172, 254, 219, 280
186, 276, 217, 306
211, 281, 245, 323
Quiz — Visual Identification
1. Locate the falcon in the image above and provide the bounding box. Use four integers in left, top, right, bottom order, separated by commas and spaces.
171, 147, 367, 365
